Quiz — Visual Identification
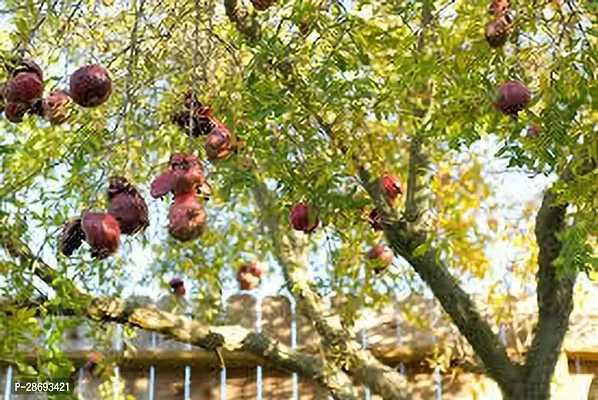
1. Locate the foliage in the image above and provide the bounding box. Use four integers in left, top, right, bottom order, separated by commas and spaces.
0, 0, 596, 395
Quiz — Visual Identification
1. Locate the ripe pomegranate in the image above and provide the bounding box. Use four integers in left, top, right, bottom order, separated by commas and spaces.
60, 212, 121, 259
84, 352, 105, 377
169, 278, 186, 297
485, 15, 511, 48
69, 65, 112, 107
171, 92, 215, 137
171, 154, 206, 195
107, 176, 149, 235
366, 246, 393, 274
381, 174, 404, 205
493, 80, 530, 117
366, 208, 383, 231
488, 0, 509, 15
248, 259, 267, 278
151, 153, 208, 198
7, 73, 44, 104
41, 90, 72, 125
205, 126, 234, 161
237, 264, 261, 290
60, 219, 85, 256
4, 103, 29, 123
0, 83, 6, 114
289, 203, 320, 233
168, 192, 207, 242
11, 59, 44, 81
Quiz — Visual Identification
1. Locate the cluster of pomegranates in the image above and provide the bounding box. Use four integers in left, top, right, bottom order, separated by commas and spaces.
485, 0, 511, 48
0, 59, 112, 124
362, 174, 404, 274
172, 92, 243, 163
237, 259, 268, 290
150, 153, 211, 243
60, 176, 149, 259
286, 175, 402, 275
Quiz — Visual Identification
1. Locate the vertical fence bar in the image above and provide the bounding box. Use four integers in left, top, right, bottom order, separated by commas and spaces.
149, 332, 156, 400
220, 367, 226, 400
185, 306, 192, 400
3, 365, 12, 400
113, 324, 122, 400
261, 296, 293, 399
225, 294, 258, 399
290, 298, 298, 400
430, 298, 442, 400
256, 295, 263, 400
184, 364, 191, 400
361, 329, 371, 400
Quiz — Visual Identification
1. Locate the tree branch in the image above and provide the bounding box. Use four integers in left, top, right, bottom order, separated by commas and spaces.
252, 181, 413, 400
348, 146, 520, 393
298, 3, 520, 392
0, 234, 360, 400
521, 153, 596, 399
0, 219, 89, 303
86, 297, 359, 400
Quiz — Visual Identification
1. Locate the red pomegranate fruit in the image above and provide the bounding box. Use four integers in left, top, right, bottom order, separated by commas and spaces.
168, 192, 207, 242
41, 90, 72, 125
248, 259, 267, 278
251, 0, 277, 11
60, 212, 121, 259
169, 278, 186, 297
11, 59, 44, 81
493, 80, 530, 117
150, 153, 208, 198
237, 264, 261, 290
367, 208, 383, 231
7, 73, 44, 104
205, 126, 234, 161
4, 103, 29, 123
289, 203, 320, 233
69, 65, 112, 108
171, 92, 216, 137
366, 245, 393, 274
381, 174, 404, 205
485, 15, 511, 48
107, 176, 149, 235
488, 0, 509, 15
171, 154, 206, 195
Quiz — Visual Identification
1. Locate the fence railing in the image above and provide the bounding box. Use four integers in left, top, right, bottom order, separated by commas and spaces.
1, 292, 597, 399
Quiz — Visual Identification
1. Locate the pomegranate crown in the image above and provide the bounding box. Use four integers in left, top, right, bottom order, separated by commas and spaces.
169, 278, 184, 288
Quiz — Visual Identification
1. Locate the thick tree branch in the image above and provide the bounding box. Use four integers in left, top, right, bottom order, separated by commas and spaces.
0, 220, 89, 303
252, 182, 413, 400
350, 153, 520, 393
0, 236, 360, 400
300, 3, 519, 392
86, 297, 359, 399
520, 153, 596, 399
